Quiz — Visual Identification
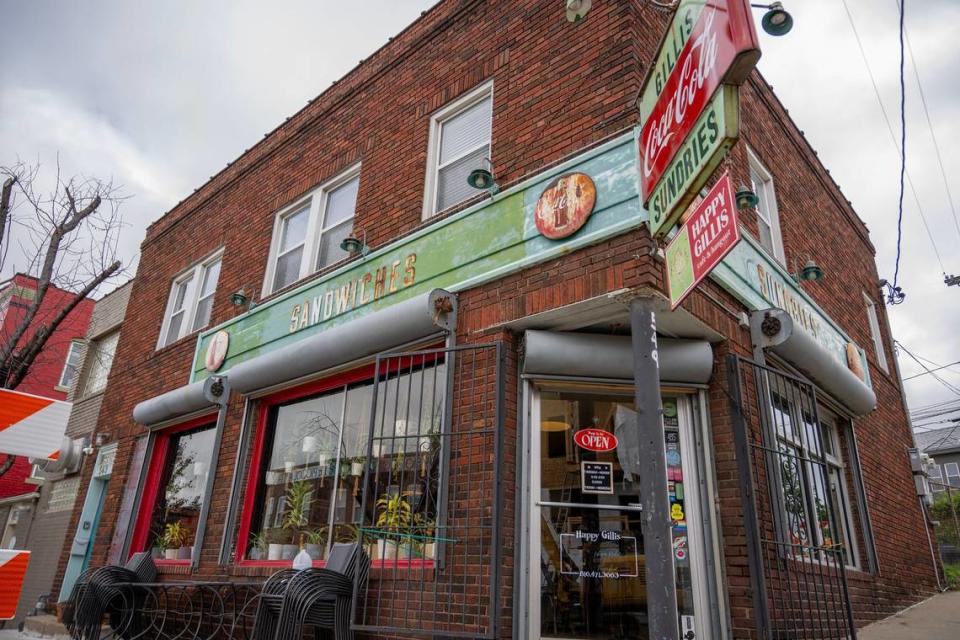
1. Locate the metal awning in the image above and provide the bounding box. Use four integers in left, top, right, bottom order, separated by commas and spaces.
0, 388, 71, 460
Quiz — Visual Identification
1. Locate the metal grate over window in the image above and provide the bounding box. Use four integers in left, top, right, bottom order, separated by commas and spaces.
352, 343, 504, 638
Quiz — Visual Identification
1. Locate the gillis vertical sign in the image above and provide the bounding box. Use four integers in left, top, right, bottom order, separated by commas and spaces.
666, 172, 741, 309
637, 0, 761, 237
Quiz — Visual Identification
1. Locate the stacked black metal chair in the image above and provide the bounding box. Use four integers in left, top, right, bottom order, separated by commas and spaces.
251, 543, 369, 640
64, 552, 157, 640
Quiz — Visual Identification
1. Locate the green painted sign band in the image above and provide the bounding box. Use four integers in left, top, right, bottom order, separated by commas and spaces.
647, 85, 739, 236
190, 133, 643, 382
711, 231, 872, 389
637, 0, 706, 120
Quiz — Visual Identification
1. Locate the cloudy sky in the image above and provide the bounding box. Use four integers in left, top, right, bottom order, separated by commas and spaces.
2, 0, 958, 426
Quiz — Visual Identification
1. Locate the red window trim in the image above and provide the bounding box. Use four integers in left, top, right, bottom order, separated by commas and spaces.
128, 412, 218, 559
234, 349, 443, 567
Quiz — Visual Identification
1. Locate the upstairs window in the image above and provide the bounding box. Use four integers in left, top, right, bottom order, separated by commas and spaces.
946, 462, 960, 488
264, 167, 360, 295
424, 83, 493, 218
57, 340, 85, 391
863, 292, 888, 373
159, 251, 223, 349
85, 331, 119, 396
747, 147, 786, 264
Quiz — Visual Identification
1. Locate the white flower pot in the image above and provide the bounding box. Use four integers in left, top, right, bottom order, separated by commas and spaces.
304, 543, 324, 560
267, 543, 284, 561
177, 546, 192, 560
164, 549, 179, 560
351, 462, 364, 476
376, 539, 398, 560
281, 544, 298, 560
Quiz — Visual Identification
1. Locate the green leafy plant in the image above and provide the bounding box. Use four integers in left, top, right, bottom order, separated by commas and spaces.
249, 532, 268, 557
334, 523, 360, 543
282, 481, 313, 542
376, 494, 412, 534
153, 533, 167, 552
304, 526, 328, 546
162, 521, 189, 549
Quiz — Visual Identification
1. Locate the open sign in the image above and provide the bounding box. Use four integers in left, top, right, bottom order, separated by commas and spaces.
574, 428, 618, 452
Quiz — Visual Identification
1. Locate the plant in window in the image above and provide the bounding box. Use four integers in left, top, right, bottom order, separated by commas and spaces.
248, 532, 269, 561
151, 533, 167, 560
282, 481, 313, 557
265, 528, 288, 561
334, 523, 360, 544
375, 493, 413, 560
303, 526, 328, 560
161, 521, 190, 560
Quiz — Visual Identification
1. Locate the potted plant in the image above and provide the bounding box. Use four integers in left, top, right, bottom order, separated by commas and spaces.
375, 493, 412, 560
248, 532, 268, 561
266, 528, 286, 561
304, 527, 327, 560
162, 521, 188, 560
415, 513, 437, 560
282, 481, 312, 559
151, 534, 166, 560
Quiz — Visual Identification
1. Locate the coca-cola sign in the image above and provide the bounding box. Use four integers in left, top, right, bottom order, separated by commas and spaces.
574, 428, 619, 452
534, 173, 597, 240
638, 0, 760, 206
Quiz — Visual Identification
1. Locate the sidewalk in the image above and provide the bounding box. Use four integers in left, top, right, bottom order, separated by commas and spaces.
859, 590, 960, 639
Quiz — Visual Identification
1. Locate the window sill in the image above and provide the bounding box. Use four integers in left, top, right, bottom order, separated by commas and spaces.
155, 559, 193, 575
229, 558, 435, 578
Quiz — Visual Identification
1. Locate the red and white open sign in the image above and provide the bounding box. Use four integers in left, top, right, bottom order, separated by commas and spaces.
574, 428, 619, 452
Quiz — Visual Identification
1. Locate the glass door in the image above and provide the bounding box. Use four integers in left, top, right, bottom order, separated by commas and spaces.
528, 385, 705, 640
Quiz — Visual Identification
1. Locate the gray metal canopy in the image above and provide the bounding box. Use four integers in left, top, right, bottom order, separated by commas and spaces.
522, 330, 714, 383
750, 308, 877, 416
132, 289, 457, 426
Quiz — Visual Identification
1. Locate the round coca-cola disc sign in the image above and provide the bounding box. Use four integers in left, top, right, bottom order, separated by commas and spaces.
534, 173, 597, 240
573, 428, 618, 452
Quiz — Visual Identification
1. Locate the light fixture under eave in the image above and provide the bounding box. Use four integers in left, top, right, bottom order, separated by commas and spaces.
565, 0, 592, 23
340, 232, 370, 257
752, 2, 794, 36
542, 420, 572, 432
791, 259, 824, 283
735, 184, 759, 210
467, 157, 500, 195
230, 289, 250, 308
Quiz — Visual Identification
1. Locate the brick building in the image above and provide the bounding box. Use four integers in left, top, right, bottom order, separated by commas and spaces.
60, 1, 938, 638
0, 274, 93, 554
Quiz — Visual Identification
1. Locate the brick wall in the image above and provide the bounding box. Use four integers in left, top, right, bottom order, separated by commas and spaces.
68, 0, 937, 636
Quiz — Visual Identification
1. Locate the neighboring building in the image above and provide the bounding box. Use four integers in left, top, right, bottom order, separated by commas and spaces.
60, 2, 938, 638
7, 281, 132, 624
916, 425, 960, 495
0, 274, 94, 556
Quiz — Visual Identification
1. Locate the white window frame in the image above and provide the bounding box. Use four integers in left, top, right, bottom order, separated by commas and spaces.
862, 292, 889, 373
157, 249, 224, 350
56, 340, 85, 391
747, 146, 786, 264
945, 462, 960, 487
262, 164, 361, 296
421, 81, 494, 220
84, 330, 120, 397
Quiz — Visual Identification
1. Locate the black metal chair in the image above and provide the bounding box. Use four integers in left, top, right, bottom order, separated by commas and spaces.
64, 552, 157, 640
251, 543, 369, 640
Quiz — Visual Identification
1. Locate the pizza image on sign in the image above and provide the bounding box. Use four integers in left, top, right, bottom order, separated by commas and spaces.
534, 173, 597, 240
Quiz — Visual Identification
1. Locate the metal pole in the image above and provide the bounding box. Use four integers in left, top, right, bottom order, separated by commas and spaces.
630, 297, 678, 640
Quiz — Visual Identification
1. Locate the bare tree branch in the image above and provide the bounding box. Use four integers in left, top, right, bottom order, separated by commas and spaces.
0, 160, 127, 391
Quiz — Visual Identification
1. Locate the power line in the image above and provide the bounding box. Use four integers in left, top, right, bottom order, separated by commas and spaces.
903, 360, 960, 381
893, 0, 906, 287
896, 341, 960, 396
839, 0, 946, 274
896, 0, 960, 242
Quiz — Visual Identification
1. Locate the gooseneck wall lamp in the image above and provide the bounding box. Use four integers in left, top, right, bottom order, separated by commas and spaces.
466, 158, 500, 196
340, 230, 371, 257
751, 2, 794, 36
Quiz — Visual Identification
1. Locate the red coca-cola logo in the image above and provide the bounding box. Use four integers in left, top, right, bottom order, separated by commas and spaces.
574, 428, 618, 452
534, 173, 597, 240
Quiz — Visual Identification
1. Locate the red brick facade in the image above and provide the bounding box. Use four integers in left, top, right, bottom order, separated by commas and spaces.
62, 1, 936, 637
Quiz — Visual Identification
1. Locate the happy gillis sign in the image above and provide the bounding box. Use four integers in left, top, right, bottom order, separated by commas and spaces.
638, 0, 760, 237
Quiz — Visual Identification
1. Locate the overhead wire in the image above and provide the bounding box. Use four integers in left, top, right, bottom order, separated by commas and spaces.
895, 0, 960, 242
895, 341, 960, 396
839, 0, 946, 274
903, 360, 960, 381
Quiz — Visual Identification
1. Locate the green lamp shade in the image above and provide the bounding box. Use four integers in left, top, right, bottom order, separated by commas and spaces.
467, 168, 494, 190
340, 236, 363, 253
762, 3, 794, 36
735, 185, 759, 210
799, 259, 824, 282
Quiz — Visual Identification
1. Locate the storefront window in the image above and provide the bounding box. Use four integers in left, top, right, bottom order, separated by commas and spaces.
145, 424, 216, 561
243, 360, 445, 563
